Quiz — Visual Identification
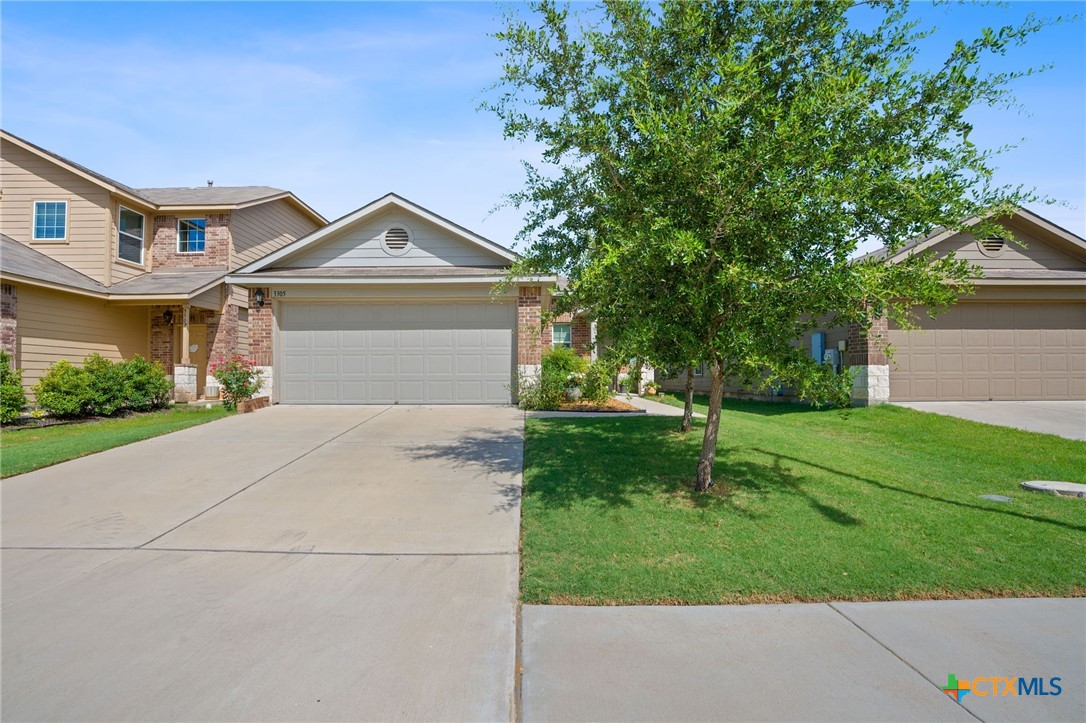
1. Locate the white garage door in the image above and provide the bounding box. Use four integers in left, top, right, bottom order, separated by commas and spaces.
888, 302, 1086, 401
278, 301, 514, 404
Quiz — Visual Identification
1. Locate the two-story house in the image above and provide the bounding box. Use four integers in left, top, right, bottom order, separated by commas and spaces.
0, 130, 325, 400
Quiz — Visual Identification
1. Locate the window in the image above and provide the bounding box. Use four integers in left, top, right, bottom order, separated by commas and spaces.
693, 363, 705, 377
178, 218, 207, 253
117, 206, 145, 264
552, 323, 572, 348
33, 201, 67, 240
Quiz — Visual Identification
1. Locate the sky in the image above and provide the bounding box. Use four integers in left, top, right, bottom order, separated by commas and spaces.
2, 1, 1083, 254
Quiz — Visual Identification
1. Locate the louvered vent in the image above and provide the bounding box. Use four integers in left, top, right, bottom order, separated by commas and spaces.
384, 227, 410, 251
980, 237, 1005, 254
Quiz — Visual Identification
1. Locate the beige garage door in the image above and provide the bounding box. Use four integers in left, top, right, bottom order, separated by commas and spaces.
888, 302, 1086, 401
278, 301, 514, 404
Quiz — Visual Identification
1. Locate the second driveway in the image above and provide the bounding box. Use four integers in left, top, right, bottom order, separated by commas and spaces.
2, 405, 522, 722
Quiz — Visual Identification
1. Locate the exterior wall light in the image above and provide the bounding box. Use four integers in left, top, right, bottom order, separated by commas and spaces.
254, 289, 265, 307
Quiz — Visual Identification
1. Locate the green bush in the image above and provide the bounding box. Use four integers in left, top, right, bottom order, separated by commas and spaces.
581, 358, 616, 403
210, 355, 263, 411
515, 347, 593, 410
35, 360, 92, 419
1, 350, 27, 424
120, 356, 172, 412
83, 354, 126, 416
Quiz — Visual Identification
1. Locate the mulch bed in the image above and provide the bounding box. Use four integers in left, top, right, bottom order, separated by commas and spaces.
556, 398, 642, 413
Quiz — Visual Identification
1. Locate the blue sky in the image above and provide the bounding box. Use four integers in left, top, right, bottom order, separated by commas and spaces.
3, 1, 1083, 253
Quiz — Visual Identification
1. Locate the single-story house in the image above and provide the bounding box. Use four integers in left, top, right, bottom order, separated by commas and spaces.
660, 208, 1086, 403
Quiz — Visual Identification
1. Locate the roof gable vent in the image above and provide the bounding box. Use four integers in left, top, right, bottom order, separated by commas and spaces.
381, 226, 412, 256
978, 236, 1006, 257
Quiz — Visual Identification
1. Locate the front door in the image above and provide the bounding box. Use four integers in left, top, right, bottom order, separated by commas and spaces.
174, 323, 209, 398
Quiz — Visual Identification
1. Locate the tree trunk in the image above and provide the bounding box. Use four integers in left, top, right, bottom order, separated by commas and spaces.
694, 362, 724, 492
680, 366, 695, 433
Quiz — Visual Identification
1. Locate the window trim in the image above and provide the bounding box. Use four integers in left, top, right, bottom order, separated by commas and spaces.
551, 322, 573, 349
177, 217, 208, 255
693, 363, 705, 377
31, 200, 69, 242
117, 205, 146, 266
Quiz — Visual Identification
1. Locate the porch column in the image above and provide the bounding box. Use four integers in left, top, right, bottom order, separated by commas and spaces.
181, 304, 191, 365
173, 304, 198, 402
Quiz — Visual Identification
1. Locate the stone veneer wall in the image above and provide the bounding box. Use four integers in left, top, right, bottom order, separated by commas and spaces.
1, 283, 16, 358
847, 314, 890, 405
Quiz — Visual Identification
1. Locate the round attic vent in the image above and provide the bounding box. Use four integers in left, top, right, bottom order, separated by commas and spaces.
381, 226, 412, 256
978, 236, 1006, 257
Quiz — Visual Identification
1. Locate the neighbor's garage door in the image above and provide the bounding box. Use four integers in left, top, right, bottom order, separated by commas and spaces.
278, 301, 514, 404
888, 302, 1086, 401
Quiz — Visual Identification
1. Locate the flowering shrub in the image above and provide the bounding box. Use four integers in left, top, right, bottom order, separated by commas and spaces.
210, 355, 263, 411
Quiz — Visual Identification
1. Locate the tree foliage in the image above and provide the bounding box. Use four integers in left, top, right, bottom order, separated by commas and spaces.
487, 0, 1053, 490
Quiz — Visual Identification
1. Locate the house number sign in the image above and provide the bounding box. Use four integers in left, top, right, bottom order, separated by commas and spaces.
272, 290, 288, 298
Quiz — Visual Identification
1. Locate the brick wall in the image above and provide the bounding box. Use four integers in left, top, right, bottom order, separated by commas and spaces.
150, 304, 229, 374
208, 301, 240, 365
517, 286, 543, 366
545, 310, 593, 359
152, 213, 231, 269
847, 315, 889, 366
1, 283, 16, 358
248, 288, 274, 365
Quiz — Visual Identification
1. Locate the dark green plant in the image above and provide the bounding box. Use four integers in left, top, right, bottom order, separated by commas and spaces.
119, 356, 172, 412
83, 354, 126, 416
0, 350, 27, 424
581, 357, 616, 403
34, 360, 92, 419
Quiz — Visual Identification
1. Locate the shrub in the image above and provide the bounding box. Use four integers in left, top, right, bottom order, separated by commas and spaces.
83, 354, 127, 416
515, 347, 593, 410
581, 358, 615, 403
0, 350, 27, 424
119, 356, 172, 412
35, 360, 92, 418
210, 355, 263, 411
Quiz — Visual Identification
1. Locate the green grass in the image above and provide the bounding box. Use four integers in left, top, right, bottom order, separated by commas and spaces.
1, 406, 233, 477
521, 394, 1086, 604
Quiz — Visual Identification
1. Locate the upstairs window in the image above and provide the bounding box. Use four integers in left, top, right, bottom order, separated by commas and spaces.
118, 206, 145, 264
178, 218, 206, 253
33, 201, 67, 240
552, 322, 572, 349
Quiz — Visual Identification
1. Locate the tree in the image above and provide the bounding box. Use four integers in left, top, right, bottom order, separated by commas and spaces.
489, 0, 1051, 491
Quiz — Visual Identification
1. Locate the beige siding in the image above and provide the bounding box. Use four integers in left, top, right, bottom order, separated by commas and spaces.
14, 284, 149, 397
280, 208, 508, 269
231, 200, 320, 269
190, 284, 224, 311
108, 197, 154, 283
0, 140, 112, 283
928, 221, 1086, 272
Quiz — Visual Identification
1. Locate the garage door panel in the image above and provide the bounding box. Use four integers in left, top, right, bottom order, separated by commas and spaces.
278, 301, 513, 404
889, 302, 1085, 401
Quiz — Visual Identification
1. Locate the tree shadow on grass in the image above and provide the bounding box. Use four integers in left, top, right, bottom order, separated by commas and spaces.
749, 448, 1086, 534
523, 417, 863, 526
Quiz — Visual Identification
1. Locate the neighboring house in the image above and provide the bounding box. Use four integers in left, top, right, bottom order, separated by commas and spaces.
226, 193, 562, 404
660, 208, 1086, 404
0, 130, 325, 400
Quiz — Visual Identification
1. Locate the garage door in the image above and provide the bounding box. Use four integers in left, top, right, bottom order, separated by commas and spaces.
888, 302, 1086, 401
278, 301, 514, 404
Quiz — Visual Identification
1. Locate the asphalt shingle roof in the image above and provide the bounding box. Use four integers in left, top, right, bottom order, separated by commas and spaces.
136, 186, 288, 206
0, 234, 108, 294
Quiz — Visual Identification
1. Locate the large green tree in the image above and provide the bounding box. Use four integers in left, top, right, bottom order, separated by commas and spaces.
489, 0, 1051, 491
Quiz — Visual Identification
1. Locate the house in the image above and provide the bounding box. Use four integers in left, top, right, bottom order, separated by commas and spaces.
659, 208, 1086, 404
226, 193, 564, 404
0, 130, 326, 400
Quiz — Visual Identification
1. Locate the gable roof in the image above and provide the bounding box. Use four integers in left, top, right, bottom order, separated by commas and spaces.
234, 192, 518, 274
857, 207, 1086, 265
1, 129, 326, 224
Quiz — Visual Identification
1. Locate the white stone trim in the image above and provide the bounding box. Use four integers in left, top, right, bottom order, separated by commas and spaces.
850, 364, 890, 406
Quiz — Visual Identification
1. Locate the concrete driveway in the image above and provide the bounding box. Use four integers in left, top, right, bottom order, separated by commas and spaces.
894, 401, 1086, 441
2, 405, 523, 722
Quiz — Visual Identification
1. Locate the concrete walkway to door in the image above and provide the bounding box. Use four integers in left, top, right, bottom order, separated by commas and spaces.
2, 405, 523, 722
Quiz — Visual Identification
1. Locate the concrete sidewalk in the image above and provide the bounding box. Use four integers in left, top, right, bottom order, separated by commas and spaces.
521, 598, 1085, 722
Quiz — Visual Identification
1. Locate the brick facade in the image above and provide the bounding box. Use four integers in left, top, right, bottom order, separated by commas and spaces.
517, 286, 543, 366
1, 283, 16, 358
248, 288, 274, 366
152, 213, 231, 269
208, 297, 240, 365
545, 311, 592, 359
847, 314, 889, 366
150, 303, 232, 376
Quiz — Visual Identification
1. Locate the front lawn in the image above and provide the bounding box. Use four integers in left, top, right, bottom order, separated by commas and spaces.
1, 405, 232, 477
521, 396, 1086, 604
